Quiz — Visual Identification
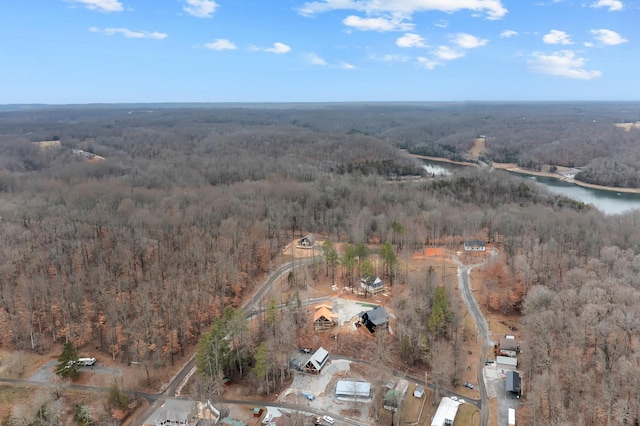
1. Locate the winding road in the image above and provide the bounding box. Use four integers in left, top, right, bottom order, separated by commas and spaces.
451, 249, 497, 426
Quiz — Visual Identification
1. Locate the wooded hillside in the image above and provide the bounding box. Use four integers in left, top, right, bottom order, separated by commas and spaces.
2, 104, 640, 424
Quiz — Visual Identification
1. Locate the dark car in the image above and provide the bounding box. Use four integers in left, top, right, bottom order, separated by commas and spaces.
464, 382, 474, 389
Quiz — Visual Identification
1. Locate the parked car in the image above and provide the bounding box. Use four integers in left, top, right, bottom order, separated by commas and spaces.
322, 415, 335, 424
262, 413, 273, 424
299, 348, 313, 354
485, 359, 494, 365
458, 399, 466, 405
464, 382, 474, 389
450, 396, 458, 401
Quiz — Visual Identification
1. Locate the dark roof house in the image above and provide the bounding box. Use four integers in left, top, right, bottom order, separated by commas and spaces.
360, 306, 389, 333
464, 240, 486, 252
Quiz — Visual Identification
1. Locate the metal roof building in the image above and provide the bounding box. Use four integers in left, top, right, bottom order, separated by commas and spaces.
336, 380, 371, 400
431, 397, 460, 426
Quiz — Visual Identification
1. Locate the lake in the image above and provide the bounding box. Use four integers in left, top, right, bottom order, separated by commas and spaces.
421, 159, 640, 215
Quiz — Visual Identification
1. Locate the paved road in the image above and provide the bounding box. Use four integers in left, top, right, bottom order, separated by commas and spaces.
452, 249, 497, 426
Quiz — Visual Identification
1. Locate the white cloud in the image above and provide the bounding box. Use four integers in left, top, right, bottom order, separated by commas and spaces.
500, 29, 518, 38
417, 56, 440, 70
529, 50, 601, 79
306, 53, 327, 65
204, 39, 236, 50
69, 0, 123, 12
543, 30, 572, 45
590, 29, 628, 45
434, 19, 448, 28
396, 33, 427, 48
343, 15, 413, 31
183, 0, 218, 18
434, 45, 465, 60
89, 27, 167, 39
337, 61, 356, 69
253, 42, 291, 54
591, 0, 623, 11
452, 33, 488, 49
371, 54, 411, 62
298, 0, 508, 20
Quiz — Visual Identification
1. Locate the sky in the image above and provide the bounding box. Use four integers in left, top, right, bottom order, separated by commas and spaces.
0, 0, 638, 103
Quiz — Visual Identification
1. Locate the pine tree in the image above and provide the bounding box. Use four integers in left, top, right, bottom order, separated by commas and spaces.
55, 342, 80, 379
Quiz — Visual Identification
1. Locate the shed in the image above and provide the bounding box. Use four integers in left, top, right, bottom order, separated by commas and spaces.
304, 346, 329, 374
336, 380, 371, 400
508, 408, 516, 425
497, 355, 518, 370
506, 371, 521, 396
431, 397, 460, 426
298, 234, 316, 248
383, 390, 403, 412
360, 306, 389, 333
413, 385, 425, 398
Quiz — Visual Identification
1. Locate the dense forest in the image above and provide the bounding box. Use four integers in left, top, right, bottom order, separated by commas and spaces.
2, 104, 640, 425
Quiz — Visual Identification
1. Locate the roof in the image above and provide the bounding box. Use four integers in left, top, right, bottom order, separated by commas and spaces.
336, 380, 371, 397
496, 356, 518, 367
500, 338, 518, 351
431, 397, 460, 426
300, 234, 315, 244
360, 276, 383, 288
464, 240, 486, 246
362, 306, 389, 325
306, 346, 329, 371
508, 408, 516, 424
313, 306, 337, 322
384, 389, 403, 403
413, 385, 425, 396
506, 371, 521, 393
153, 398, 193, 425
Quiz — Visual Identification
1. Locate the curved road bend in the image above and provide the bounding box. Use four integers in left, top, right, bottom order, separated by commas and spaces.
132, 254, 323, 425
451, 250, 497, 426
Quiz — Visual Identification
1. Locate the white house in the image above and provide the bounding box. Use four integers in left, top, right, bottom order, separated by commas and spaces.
431, 397, 460, 426
464, 240, 486, 252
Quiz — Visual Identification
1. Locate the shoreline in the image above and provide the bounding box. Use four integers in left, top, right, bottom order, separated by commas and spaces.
415, 154, 640, 195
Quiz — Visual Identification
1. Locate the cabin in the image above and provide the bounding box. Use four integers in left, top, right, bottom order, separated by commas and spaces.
152, 398, 195, 426
360, 306, 389, 333
431, 397, 460, 426
360, 275, 384, 295
506, 371, 521, 397
336, 380, 371, 401
463, 240, 486, 252
304, 346, 329, 374
313, 305, 337, 331
298, 234, 316, 248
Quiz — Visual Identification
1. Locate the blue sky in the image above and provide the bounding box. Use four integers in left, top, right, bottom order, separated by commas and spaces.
0, 0, 637, 103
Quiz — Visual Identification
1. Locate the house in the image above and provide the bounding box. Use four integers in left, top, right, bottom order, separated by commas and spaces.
360, 275, 384, 295
413, 385, 425, 398
151, 398, 195, 426
496, 355, 518, 370
506, 371, 521, 397
463, 240, 486, 252
431, 397, 460, 426
360, 306, 389, 333
499, 338, 519, 357
313, 305, 337, 331
335, 380, 371, 401
298, 234, 315, 248
304, 346, 329, 374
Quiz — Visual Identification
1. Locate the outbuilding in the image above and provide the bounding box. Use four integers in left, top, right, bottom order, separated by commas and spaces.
506, 371, 521, 397
413, 385, 425, 398
496, 355, 518, 370
336, 380, 371, 401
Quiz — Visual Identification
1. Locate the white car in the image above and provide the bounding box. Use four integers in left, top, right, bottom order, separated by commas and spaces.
458, 399, 466, 405
262, 413, 273, 424
322, 415, 336, 425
